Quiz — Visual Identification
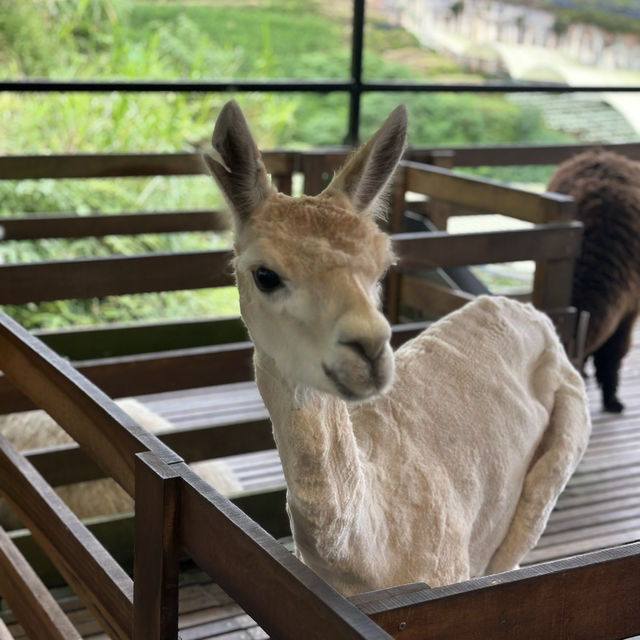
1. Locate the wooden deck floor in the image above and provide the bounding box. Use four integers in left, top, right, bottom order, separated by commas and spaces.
3, 331, 640, 639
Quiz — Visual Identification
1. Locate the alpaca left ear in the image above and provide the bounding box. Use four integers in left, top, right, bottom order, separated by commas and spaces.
204, 100, 274, 225
322, 104, 407, 216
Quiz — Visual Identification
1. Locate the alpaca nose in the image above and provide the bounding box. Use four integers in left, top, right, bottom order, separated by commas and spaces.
337, 313, 392, 364
340, 336, 387, 364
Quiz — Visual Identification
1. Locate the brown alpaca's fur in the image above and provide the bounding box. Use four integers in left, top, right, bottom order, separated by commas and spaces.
548, 149, 640, 412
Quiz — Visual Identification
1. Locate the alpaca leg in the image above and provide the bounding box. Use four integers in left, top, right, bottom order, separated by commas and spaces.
593, 312, 636, 413
485, 360, 590, 575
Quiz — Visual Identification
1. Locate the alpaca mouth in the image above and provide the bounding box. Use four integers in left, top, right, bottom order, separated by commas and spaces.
322, 364, 364, 400
322, 361, 389, 401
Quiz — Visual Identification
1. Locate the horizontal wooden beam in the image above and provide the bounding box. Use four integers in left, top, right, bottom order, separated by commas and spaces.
0, 250, 235, 304
25, 417, 273, 487
34, 316, 247, 360
409, 142, 640, 167
2, 143, 638, 183
0, 210, 228, 240
73, 341, 255, 399
393, 223, 582, 270
0, 151, 295, 180
1, 223, 581, 305
354, 543, 640, 640
0, 342, 254, 413
402, 161, 574, 224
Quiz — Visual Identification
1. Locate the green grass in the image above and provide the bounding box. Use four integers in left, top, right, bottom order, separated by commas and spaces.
128, 2, 348, 79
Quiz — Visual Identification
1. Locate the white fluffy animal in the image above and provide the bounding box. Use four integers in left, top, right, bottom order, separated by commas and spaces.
0, 398, 241, 529
204, 100, 592, 596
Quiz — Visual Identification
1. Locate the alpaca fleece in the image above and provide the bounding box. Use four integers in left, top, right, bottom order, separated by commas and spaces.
256, 296, 591, 595
548, 149, 640, 412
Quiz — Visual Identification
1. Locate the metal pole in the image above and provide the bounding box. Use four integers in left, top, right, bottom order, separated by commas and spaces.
346, 0, 365, 146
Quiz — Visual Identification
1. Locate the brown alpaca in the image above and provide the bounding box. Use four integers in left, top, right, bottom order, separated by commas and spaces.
548, 149, 640, 412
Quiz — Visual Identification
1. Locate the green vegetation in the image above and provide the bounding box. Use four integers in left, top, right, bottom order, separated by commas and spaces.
0, 0, 576, 329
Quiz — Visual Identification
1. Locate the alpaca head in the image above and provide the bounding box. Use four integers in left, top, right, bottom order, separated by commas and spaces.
205, 101, 407, 400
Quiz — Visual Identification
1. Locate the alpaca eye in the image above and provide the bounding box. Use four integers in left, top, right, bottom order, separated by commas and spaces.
253, 267, 283, 293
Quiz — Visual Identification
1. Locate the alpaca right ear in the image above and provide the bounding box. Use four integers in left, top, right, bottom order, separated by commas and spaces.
322, 104, 408, 217
204, 100, 274, 224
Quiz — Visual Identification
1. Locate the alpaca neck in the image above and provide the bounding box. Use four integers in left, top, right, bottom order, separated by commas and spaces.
253, 349, 366, 531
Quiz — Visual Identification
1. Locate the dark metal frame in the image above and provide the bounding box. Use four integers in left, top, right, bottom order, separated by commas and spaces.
0, 1, 639, 144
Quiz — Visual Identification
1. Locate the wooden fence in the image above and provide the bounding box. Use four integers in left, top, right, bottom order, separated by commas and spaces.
0, 143, 638, 638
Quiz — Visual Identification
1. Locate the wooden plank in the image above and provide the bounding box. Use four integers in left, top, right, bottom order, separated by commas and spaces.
0, 151, 294, 180
0, 228, 577, 306
8, 513, 136, 589
526, 530, 640, 565
178, 464, 392, 640
272, 173, 293, 196
24, 417, 274, 488
402, 161, 574, 224
540, 498, 640, 537
134, 453, 181, 640
532, 256, 576, 309
392, 223, 583, 270
0, 144, 635, 185
231, 487, 290, 541
0, 310, 180, 492
0, 153, 208, 179
354, 543, 640, 640
0, 436, 133, 639
0, 525, 81, 640
74, 342, 255, 401
34, 317, 247, 361
0, 250, 234, 304
7, 488, 290, 589
34, 316, 247, 360
410, 142, 640, 167
0, 210, 228, 240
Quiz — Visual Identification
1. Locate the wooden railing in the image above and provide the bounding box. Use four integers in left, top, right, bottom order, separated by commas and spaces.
0, 146, 586, 355
1, 309, 639, 639
0, 143, 638, 638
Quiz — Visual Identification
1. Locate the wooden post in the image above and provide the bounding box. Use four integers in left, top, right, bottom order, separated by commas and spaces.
532, 256, 577, 310
425, 151, 455, 230
532, 196, 579, 311
385, 165, 409, 323
134, 452, 181, 640
302, 154, 327, 196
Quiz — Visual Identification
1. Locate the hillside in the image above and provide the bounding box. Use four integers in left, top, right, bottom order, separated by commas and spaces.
529, 0, 640, 34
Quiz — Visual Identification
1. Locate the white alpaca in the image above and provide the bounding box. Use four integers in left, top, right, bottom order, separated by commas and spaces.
204, 101, 591, 596
0, 398, 241, 529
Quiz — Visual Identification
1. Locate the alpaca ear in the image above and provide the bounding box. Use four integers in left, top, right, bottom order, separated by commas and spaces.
204, 100, 274, 224
322, 104, 408, 216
